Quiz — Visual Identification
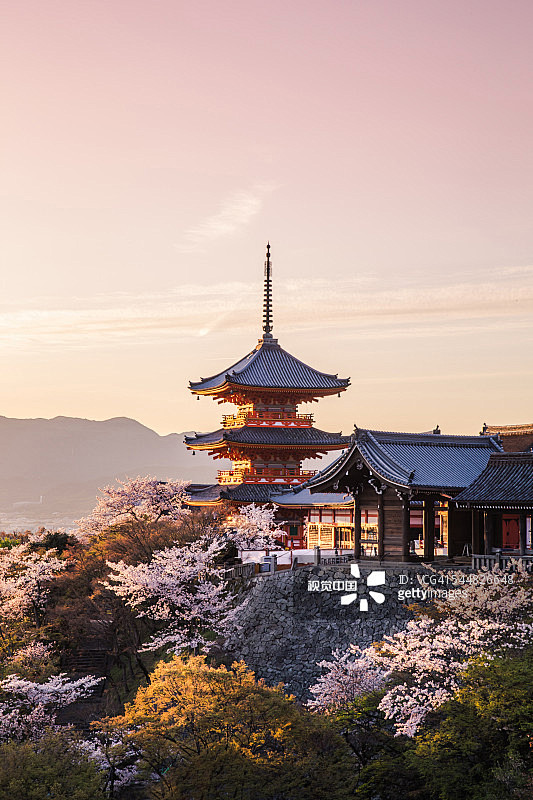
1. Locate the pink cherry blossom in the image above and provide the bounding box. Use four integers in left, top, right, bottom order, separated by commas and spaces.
309, 564, 533, 737
75, 475, 191, 539
0, 544, 66, 622
227, 503, 282, 551
104, 533, 234, 652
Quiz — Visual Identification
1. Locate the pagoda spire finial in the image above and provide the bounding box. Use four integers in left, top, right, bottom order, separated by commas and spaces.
262, 242, 273, 339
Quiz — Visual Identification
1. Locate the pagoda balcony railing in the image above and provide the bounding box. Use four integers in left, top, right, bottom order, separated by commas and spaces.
217, 468, 316, 486
217, 469, 247, 485
222, 411, 314, 428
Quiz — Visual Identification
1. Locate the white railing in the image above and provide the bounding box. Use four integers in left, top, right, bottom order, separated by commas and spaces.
471, 553, 533, 572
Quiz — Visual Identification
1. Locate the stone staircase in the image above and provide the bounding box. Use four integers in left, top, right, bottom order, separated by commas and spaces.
56, 640, 110, 731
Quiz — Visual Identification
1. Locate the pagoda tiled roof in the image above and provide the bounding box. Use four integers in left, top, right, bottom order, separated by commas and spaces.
454, 453, 533, 510
189, 337, 350, 395
185, 483, 295, 504
185, 426, 352, 449
306, 428, 503, 492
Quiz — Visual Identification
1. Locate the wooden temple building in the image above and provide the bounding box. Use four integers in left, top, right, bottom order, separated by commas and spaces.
184, 244, 353, 545
455, 452, 533, 557
301, 426, 504, 560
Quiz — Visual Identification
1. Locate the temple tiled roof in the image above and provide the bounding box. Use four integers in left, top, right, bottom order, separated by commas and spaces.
454, 453, 533, 510
189, 337, 350, 395
185, 426, 352, 450
222, 483, 295, 503
481, 422, 533, 453
307, 428, 503, 492
185, 484, 226, 504
271, 488, 354, 507
185, 482, 298, 504
482, 423, 533, 436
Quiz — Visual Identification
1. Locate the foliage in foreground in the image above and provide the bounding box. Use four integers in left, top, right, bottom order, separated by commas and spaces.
344, 648, 533, 800
0, 732, 104, 800
104, 655, 355, 800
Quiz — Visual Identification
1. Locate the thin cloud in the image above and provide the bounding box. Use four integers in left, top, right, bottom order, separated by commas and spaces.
176, 183, 277, 252
1, 266, 532, 350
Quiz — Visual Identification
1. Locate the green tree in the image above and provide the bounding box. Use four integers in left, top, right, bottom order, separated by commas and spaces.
0, 733, 104, 800
409, 649, 533, 800
332, 649, 533, 800
105, 655, 355, 800
335, 692, 428, 800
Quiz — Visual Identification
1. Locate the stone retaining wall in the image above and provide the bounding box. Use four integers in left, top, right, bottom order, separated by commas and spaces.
224, 563, 440, 698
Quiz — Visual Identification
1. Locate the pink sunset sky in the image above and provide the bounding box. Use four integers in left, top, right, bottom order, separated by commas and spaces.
2, 0, 532, 439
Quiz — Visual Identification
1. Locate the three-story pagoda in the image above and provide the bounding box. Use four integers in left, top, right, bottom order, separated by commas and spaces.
185, 245, 352, 513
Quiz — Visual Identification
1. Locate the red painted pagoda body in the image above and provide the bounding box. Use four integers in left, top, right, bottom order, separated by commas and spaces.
185, 245, 351, 509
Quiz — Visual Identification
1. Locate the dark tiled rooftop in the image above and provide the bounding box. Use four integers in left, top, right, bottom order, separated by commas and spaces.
186, 484, 225, 502
222, 483, 295, 503
455, 453, 533, 509
185, 426, 352, 449
189, 337, 350, 394
272, 488, 354, 507
307, 428, 502, 492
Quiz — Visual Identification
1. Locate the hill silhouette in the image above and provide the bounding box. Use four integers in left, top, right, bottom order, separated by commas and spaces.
0, 415, 224, 531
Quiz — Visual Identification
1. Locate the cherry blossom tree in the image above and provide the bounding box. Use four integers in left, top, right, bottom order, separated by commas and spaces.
6, 642, 56, 680
308, 564, 533, 737
0, 704, 57, 742
77, 733, 139, 797
0, 544, 66, 625
307, 646, 388, 712
103, 533, 234, 653
0, 672, 102, 742
226, 503, 282, 551
75, 476, 191, 539
0, 672, 102, 707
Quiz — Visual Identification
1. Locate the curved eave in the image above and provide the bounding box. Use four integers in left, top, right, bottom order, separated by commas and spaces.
186, 440, 348, 452
190, 381, 349, 399
306, 447, 477, 494
307, 444, 412, 493
185, 428, 351, 452
185, 439, 226, 452
357, 433, 413, 487
410, 484, 463, 495
272, 489, 354, 508
188, 338, 350, 396
186, 496, 224, 506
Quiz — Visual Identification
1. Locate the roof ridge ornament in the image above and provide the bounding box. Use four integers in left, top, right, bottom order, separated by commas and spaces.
262, 242, 273, 339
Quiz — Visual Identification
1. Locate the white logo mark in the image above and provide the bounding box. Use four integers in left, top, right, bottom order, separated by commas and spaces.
340, 564, 386, 610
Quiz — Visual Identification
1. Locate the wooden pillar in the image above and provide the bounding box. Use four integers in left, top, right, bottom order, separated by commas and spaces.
483, 512, 493, 554
377, 491, 385, 560
402, 494, 411, 561
353, 494, 361, 560
519, 513, 527, 556
423, 498, 435, 561
447, 500, 454, 556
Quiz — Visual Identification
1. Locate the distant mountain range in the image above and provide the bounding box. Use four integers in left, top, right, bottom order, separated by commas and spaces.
0, 415, 225, 532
